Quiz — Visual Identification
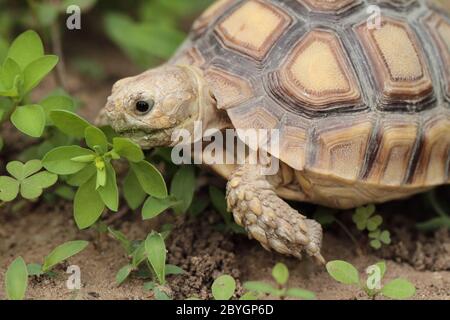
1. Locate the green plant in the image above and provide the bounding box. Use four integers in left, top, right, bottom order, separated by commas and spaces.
352, 205, 391, 249
4, 257, 28, 300
243, 263, 316, 300
0, 30, 58, 137
3, 240, 88, 300
109, 227, 184, 300
326, 260, 416, 300
417, 189, 450, 231
141, 165, 196, 220
28, 240, 89, 276
41, 110, 167, 229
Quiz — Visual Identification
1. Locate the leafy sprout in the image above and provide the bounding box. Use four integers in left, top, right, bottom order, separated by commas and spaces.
326, 260, 416, 300
108, 227, 184, 300
243, 263, 316, 300
4, 241, 88, 300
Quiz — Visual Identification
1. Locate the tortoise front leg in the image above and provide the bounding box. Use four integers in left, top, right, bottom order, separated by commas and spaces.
226, 163, 325, 264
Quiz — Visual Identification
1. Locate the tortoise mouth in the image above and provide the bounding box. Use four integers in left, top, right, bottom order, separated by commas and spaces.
115, 127, 172, 149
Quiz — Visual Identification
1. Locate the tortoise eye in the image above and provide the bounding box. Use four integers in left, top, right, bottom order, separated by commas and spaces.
135, 99, 154, 114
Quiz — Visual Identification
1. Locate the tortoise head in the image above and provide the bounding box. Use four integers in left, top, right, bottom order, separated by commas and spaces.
105, 65, 213, 149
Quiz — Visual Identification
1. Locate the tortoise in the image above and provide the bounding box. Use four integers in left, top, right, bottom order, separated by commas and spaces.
103, 0, 450, 264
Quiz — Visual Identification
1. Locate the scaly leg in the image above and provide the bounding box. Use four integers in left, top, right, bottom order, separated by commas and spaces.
226, 163, 325, 264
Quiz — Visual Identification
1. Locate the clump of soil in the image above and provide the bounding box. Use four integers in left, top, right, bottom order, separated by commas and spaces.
167, 212, 243, 299
379, 227, 450, 271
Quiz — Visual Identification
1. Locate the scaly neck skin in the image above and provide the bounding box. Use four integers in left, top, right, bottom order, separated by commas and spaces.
181, 65, 232, 135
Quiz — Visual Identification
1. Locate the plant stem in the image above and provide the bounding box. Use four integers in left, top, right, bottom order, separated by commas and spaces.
51, 20, 67, 90
426, 190, 448, 218
335, 218, 364, 256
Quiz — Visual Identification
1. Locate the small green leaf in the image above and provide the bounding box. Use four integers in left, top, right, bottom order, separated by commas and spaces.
142, 196, 179, 220
379, 230, 391, 245
96, 166, 106, 189
131, 161, 167, 199
272, 263, 289, 286
112, 137, 144, 162
71, 155, 96, 163
367, 215, 383, 232
416, 217, 450, 231
7, 30, 44, 69
123, 170, 146, 210
25, 171, 58, 188
212, 275, 236, 300
66, 164, 96, 187
145, 233, 166, 285
154, 287, 171, 300
20, 171, 58, 200
42, 240, 89, 272
26, 263, 43, 276
381, 279, 416, 299
85, 126, 108, 154
108, 227, 132, 254
22, 160, 43, 178
74, 177, 105, 229
116, 265, 133, 285
285, 288, 316, 300
43, 146, 94, 175
98, 163, 118, 211
243, 281, 277, 295
131, 242, 146, 268
40, 95, 74, 124
370, 239, 382, 249
0, 176, 20, 201
22, 55, 58, 93
375, 261, 387, 279
0, 58, 22, 94
5, 257, 28, 300
6, 161, 26, 180
11, 105, 46, 137
50, 110, 91, 138
170, 166, 195, 215
165, 264, 185, 275
326, 260, 360, 285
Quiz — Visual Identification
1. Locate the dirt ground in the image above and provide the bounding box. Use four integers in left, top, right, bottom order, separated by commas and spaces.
0, 35, 449, 301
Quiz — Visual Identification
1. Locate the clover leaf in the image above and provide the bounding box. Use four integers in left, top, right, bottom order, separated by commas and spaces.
0, 160, 57, 202
369, 230, 391, 249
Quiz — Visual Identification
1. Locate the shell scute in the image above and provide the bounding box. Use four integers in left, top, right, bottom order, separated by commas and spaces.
215, 0, 292, 61
355, 16, 434, 110
274, 28, 362, 113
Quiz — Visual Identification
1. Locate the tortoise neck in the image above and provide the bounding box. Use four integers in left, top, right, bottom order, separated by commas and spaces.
180, 64, 232, 134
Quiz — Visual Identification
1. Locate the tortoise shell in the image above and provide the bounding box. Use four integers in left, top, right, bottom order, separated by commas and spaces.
171, 0, 450, 200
